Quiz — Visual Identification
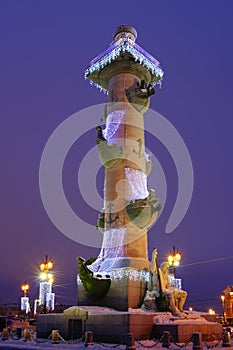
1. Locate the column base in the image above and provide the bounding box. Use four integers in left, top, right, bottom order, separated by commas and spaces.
77, 262, 149, 311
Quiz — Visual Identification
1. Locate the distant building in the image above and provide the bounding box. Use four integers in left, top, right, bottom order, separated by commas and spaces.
222, 286, 233, 324
0, 305, 20, 317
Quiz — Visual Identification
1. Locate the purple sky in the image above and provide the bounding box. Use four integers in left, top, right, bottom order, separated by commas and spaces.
1, 1, 233, 313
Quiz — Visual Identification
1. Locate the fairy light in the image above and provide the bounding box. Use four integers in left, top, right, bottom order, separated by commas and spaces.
208, 308, 215, 315
85, 38, 164, 93
111, 269, 149, 282
125, 167, 149, 201
77, 269, 149, 284
102, 110, 126, 141
81, 227, 150, 282
88, 228, 126, 272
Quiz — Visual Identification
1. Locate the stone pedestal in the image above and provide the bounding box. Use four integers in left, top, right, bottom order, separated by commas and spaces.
78, 266, 149, 311
36, 308, 223, 343
36, 314, 85, 340
152, 323, 223, 342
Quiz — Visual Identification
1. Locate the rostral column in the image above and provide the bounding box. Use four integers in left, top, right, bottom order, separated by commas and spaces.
78, 25, 164, 311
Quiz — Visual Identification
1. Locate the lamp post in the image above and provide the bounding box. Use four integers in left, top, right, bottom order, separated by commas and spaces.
167, 245, 181, 278
40, 254, 54, 283
21, 282, 30, 316
39, 255, 54, 314
221, 295, 226, 324
21, 282, 29, 298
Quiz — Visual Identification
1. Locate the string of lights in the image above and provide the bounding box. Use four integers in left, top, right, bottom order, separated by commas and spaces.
85, 38, 164, 93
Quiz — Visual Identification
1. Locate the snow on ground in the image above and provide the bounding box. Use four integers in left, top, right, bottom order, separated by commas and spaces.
0, 338, 230, 350
77, 305, 126, 314
128, 308, 216, 325
0, 308, 223, 349
154, 311, 215, 325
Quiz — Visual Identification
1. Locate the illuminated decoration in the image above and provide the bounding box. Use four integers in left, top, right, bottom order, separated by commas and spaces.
88, 228, 126, 272
85, 37, 164, 94
110, 269, 149, 282
39, 282, 55, 310
168, 275, 182, 290
174, 278, 182, 290
34, 299, 40, 316
96, 110, 126, 169
21, 297, 30, 313
77, 269, 149, 284
102, 110, 126, 142
125, 167, 149, 201
39, 281, 52, 305
208, 308, 216, 315
38, 255, 55, 312
46, 292, 55, 310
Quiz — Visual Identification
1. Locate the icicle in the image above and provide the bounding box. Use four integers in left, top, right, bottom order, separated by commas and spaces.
85, 40, 164, 93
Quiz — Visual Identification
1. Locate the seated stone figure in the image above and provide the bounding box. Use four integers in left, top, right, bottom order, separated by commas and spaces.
144, 247, 187, 316
159, 262, 187, 315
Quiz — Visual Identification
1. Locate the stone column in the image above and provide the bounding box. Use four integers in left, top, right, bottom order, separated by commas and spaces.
77, 25, 164, 310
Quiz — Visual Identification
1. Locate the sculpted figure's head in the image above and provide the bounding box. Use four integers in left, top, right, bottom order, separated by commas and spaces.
113, 25, 137, 43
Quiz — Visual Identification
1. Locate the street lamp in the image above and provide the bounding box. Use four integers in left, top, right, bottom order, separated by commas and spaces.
167, 245, 181, 278
21, 282, 30, 315
39, 255, 55, 313
221, 295, 226, 324
21, 282, 29, 297
40, 255, 54, 280
208, 308, 215, 315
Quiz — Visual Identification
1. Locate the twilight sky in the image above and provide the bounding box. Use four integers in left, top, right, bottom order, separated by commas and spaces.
1, 0, 233, 313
